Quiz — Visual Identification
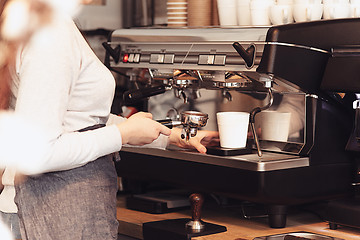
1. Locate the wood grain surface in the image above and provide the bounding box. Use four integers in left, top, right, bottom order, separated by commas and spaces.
116, 196, 360, 240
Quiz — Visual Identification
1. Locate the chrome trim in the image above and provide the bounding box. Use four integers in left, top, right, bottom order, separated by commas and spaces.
121, 146, 309, 172
266, 42, 329, 54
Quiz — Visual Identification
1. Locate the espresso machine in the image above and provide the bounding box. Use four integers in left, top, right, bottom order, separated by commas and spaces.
104, 19, 360, 228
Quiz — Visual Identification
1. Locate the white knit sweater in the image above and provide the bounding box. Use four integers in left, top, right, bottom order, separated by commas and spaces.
0, 13, 168, 213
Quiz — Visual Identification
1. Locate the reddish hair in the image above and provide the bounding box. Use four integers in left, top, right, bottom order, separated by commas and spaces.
0, 0, 11, 110
0, 0, 52, 109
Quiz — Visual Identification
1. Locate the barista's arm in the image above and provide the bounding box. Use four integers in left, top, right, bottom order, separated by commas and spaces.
107, 113, 170, 149
108, 113, 219, 153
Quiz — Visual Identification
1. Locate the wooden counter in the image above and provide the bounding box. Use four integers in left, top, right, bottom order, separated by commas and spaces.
116, 195, 360, 240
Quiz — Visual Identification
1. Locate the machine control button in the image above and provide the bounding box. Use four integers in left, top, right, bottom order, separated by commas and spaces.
128, 54, 135, 63
133, 53, 141, 63
198, 55, 216, 65
198, 55, 208, 65
150, 54, 165, 63
164, 54, 175, 64
214, 55, 226, 65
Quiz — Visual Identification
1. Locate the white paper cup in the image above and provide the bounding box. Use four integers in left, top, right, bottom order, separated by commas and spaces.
217, 112, 250, 149
277, 0, 293, 4
250, 0, 272, 25
217, 0, 238, 26
294, 0, 321, 4
293, 4, 323, 22
167, 3, 188, 27
351, 3, 360, 17
258, 111, 291, 142
270, 4, 294, 25
237, 0, 251, 25
167, 3, 188, 6
323, 3, 351, 19
324, 0, 350, 4
167, 0, 187, 3
167, 7, 188, 12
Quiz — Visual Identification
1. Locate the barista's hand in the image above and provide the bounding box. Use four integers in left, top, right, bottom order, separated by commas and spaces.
117, 112, 171, 146
169, 128, 219, 154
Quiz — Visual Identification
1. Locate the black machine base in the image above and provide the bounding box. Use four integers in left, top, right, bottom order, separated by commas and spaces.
325, 197, 360, 230
143, 218, 227, 240
206, 146, 252, 156
267, 205, 288, 228
117, 150, 354, 229
126, 192, 190, 214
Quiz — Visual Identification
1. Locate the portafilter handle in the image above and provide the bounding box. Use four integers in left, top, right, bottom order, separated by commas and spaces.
156, 119, 182, 129
123, 85, 167, 104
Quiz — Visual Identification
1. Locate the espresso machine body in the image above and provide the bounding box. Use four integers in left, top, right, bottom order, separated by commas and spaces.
105, 19, 359, 228
258, 18, 360, 94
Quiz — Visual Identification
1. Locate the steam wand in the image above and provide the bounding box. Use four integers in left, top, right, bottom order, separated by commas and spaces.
250, 88, 274, 157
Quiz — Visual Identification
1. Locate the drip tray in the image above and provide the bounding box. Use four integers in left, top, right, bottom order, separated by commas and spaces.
253, 231, 344, 240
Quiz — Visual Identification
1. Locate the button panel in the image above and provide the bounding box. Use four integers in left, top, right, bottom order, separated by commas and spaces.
121, 52, 226, 66
198, 55, 209, 65
198, 55, 223, 65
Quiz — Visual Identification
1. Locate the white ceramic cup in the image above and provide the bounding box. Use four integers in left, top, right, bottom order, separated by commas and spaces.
217, 112, 250, 149
237, 0, 252, 25
323, 3, 351, 19
293, 0, 322, 4
293, 4, 323, 22
258, 111, 291, 142
217, 0, 238, 26
250, 0, 272, 25
323, 0, 350, 4
277, 0, 293, 4
270, 4, 294, 25
351, 3, 360, 17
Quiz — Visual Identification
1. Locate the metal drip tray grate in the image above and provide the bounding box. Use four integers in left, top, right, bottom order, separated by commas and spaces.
253, 232, 344, 240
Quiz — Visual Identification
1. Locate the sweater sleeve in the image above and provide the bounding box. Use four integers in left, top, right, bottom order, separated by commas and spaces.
14, 17, 122, 173
107, 113, 169, 149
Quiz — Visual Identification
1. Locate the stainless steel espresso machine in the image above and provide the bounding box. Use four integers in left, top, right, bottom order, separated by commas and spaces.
104, 19, 360, 228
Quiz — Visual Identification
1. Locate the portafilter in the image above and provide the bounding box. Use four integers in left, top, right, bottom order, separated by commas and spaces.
157, 111, 208, 141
